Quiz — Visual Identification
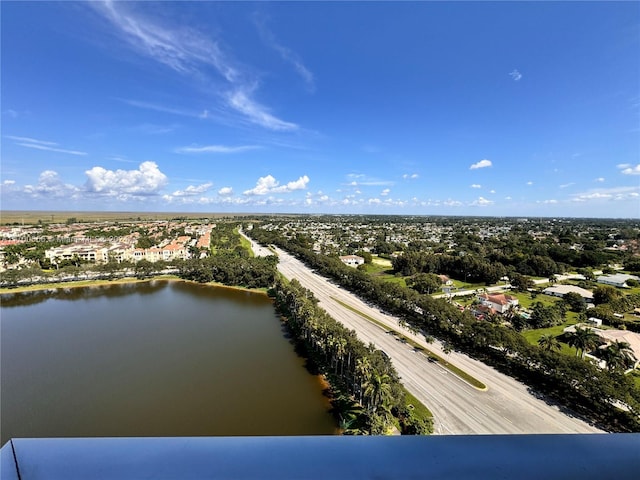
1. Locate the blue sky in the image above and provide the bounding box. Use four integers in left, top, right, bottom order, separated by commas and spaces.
1, 1, 639, 217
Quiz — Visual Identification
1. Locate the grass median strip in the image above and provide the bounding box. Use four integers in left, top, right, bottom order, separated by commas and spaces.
330, 296, 487, 391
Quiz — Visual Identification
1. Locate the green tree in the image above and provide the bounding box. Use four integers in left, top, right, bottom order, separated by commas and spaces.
601, 341, 636, 373
566, 326, 600, 359
538, 334, 561, 352
134, 259, 154, 279
593, 285, 621, 305
407, 273, 442, 294
562, 291, 586, 312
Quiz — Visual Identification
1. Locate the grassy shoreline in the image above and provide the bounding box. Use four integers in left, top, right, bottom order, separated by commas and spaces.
0, 275, 269, 296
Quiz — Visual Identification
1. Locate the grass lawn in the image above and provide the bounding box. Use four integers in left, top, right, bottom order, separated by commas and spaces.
449, 279, 494, 290
371, 256, 392, 268
509, 292, 559, 309
521, 321, 577, 357
362, 263, 409, 288
235, 228, 254, 257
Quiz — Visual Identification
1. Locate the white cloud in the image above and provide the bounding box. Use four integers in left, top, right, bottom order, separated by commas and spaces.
526, 181, 533, 186
617, 163, 631, 169
23, 170, 80, 199
243, 174, 309, 195
559, 182, 575, 188
471, 184, 482, 189
344, 173, 394, 187
175, 144, 260, 154
402, 173, 419, 180
381, 188, 390, 196
539, 199, 558, 204
489, 189, 496, 194
509, 69, 522, 81
443, 199, 463, 207
85, 161, 168, 197
171, 182, 212, 197
96, 1, 297, 131
470, 196, 493, 206
218, 186, 233, 196
595, 177, 605, 182
470, 159, 492, 170
619, 164, 640, 175
2, 180, 16, 186
504, 196, 512, 200
572, 186, 640, 203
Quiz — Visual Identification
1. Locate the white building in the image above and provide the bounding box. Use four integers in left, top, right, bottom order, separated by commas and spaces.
543, 284, 594, 302
339, 255, 365, 267
596, 274, 639, 288
46, 245, 109, 264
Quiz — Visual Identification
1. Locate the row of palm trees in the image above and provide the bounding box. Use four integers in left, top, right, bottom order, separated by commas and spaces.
538, 326, 636, 373
272, 277, 404, 434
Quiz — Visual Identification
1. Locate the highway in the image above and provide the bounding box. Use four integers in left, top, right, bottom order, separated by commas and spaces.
243, 233, 603, 434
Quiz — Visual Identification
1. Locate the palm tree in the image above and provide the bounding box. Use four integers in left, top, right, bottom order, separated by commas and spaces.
601, 341, 636, 373
355, 357, 371, 405
566, 326, 600, 359
363, 371, 393, 414
538, 334, 561, 352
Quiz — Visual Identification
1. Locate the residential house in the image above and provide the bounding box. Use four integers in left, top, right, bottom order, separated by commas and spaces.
543, 284, 594, 302
339, 255, 365, 267
477, 293, 519, 314
596, 274, 640, 288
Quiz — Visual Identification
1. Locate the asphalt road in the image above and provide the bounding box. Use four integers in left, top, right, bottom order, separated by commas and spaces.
243, 234, 603, 434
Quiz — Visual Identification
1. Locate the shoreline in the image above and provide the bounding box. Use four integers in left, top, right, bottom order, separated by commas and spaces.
0, 275, 269, 297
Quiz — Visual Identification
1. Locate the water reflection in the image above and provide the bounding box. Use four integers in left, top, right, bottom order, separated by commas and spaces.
1, 281, 336, 444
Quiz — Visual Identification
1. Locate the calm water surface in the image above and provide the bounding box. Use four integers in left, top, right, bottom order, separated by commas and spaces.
1, 280, 336, 445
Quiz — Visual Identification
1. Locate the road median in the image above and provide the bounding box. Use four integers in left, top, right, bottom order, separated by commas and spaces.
330, 296, 488, 391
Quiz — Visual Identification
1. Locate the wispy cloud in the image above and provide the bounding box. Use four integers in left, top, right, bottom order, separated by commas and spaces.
402, 173, 419, 180
6, 135, 87, 156
131, 123, 179, 135
5, 135, 56, 146
345, 173, 394, 187
595, 177, 605, 182
559, 182, 575, 188
118, 98, 204, 118
471, 184, 482, 189
226, 88, 298, 131
244, 174, 309, 195
509, 69, 522, 81
253, 12, 315, 92
175, 144, 261, 154
96, 1, 297, 131
470, 159, 492, 170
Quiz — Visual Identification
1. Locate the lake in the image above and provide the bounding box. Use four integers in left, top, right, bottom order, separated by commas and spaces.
0, 280, 337, 445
